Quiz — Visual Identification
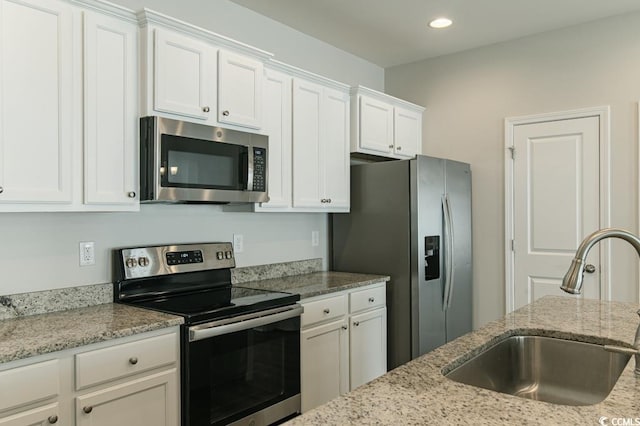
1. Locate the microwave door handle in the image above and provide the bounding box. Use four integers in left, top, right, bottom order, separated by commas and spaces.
246, 148, 254, 191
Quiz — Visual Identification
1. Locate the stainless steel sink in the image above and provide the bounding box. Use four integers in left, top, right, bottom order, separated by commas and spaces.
444, 335, 631, 406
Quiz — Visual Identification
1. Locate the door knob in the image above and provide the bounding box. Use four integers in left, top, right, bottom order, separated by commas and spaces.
584, 264, 596, 274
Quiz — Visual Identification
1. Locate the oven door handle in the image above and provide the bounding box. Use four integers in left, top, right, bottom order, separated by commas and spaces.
188, 305, 304, 342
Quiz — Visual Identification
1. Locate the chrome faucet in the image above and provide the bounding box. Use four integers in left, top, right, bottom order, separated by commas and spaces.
561, 228, 640, 295
561, 228, 640, 376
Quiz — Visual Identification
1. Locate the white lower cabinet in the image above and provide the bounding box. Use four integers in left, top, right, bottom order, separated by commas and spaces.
300, 319, 349, 412
0, 328, 179, 426
0, 403, 60, 426
300, 282, 387, 412
75, 369, 177, 426
349, 308, 387, 389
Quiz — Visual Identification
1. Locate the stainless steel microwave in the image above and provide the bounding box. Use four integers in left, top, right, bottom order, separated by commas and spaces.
140, 116, 268, 204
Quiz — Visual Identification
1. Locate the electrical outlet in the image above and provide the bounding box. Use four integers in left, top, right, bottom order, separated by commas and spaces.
311, 231, 319, 247
233, 234, 244, 253
79, 242, 95, 266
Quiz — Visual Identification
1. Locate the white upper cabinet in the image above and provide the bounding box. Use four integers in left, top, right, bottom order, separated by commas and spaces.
256, 67, 292, 210
217, 50, 263, 129
292, 77, 350, 212
83, 10, 138, 206
358, 95, 394, 155
322, 88, 350, 209
0, 0, 139, 212
140, 10, 271, 130
0, 0, 75, 205
351, 86, 424, 160
393, 106, 422, 158
153, 28, 216, 122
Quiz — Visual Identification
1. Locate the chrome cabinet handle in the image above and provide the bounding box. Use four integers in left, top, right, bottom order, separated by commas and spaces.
0, 186, 3, 194
368, 297, 375, 303
202, 106, 210, 113
83, 406, 93, 414
585, 264, 596, 274
129, 357, 138, 365
353, 321, 360, 327
222, 110, 230, 116
342, 325, 348, 330
48, 415, 58, 424
127, 191, 136, 198
323, 308, 330, 314
388, 144, 394, 149
397, 146, 402, 151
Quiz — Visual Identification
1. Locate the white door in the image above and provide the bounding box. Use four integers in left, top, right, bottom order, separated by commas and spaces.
512, 116, 600, 309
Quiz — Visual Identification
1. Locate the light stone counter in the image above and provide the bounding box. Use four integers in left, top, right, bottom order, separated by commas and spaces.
286, 296, 640, 425
0, 303, 183, 364
235, 271, 390, 299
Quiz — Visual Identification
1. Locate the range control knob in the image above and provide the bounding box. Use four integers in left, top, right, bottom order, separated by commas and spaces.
125, 258, 138, 268
138, 257, 150, 267
225, 251, 232, 259
216, 251, 224, 260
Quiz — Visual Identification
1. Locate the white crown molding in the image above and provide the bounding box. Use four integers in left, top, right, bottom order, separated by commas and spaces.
266, 59, 349, 92
350, 85, 425, 111
70, 0, 137, 23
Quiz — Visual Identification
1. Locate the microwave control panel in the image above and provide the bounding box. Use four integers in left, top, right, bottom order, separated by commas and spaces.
253, 148, 266, 192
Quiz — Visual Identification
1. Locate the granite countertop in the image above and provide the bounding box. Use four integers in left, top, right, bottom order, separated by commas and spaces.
287, 296, 640, 425
237, 271, 390, 299
0, 303, 183, 364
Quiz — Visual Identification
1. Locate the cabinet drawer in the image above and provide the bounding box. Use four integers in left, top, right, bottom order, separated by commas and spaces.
0, 359, 59, 412
349, 284, 386, 314
75, 333, 178, 390
301, 294, 347, 328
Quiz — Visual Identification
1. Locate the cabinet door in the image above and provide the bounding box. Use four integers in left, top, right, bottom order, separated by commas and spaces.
322, 88, 350, 209
0, 0, 74, 204
154, 29, 214, 120
76, 369, 178, 426
0, 403, 59, 426
359, 95, 393, 155
300, 319, 349, 412
349, 308, 387, 390
217, 50, 263, 129
83, 11, 138, 206
292, 79, 322, 208
394, 106, 421, 158
257, 68, 292, 210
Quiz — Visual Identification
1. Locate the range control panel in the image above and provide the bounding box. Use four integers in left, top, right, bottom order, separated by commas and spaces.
119, 242, 235, 280
166, 250, 204, 265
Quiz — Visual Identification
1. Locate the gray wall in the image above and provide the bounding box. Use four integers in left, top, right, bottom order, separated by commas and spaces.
385, 12, 640, 327
0, 0, 384, 296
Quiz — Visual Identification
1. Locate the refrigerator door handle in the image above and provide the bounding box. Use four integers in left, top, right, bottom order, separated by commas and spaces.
446, 194, 456, 309
442, 194, 455, 310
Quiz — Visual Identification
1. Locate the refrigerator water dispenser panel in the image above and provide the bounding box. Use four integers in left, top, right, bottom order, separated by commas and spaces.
424, 235, 440, 280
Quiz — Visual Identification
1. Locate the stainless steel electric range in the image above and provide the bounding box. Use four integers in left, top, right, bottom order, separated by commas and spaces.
113, 242, 302, 426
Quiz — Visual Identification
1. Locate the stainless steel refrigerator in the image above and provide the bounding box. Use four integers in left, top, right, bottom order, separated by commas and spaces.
332, 155, 472, 370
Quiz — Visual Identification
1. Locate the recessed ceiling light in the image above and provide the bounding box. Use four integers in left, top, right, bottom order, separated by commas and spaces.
429, 17, 452, 29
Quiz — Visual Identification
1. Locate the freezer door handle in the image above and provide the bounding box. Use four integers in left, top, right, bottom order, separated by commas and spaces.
442, 194, 456, 310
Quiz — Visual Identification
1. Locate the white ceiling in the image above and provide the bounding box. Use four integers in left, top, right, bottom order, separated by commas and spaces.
230, 0, 640, 68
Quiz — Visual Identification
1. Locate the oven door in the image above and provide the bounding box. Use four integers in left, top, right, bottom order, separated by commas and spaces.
184, 305, 302, 426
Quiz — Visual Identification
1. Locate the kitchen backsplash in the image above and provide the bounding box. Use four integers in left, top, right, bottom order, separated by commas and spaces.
0, 258, 323, 320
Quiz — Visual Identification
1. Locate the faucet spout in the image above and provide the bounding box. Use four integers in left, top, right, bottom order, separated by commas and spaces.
561, 228, 640, 295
